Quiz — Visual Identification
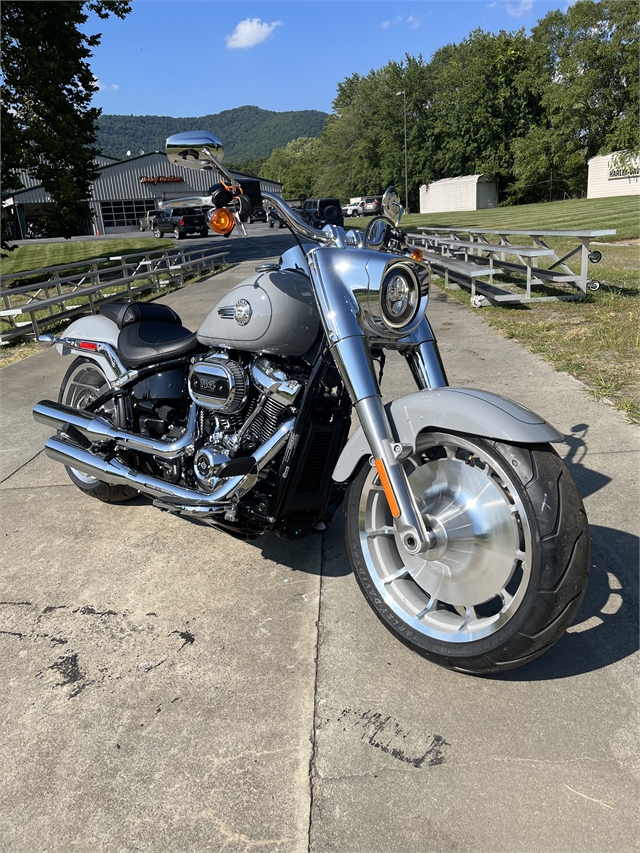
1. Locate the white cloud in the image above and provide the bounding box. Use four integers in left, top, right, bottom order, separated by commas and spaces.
94, 78, 119, 92
225, 18, 282, 49
505, 0, 534, 16
381, 16, 420, 30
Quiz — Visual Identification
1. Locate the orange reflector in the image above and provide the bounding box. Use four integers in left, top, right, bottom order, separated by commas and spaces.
409, 248, 423, 261
209, 207, 235, 235
375, 458, 401, 518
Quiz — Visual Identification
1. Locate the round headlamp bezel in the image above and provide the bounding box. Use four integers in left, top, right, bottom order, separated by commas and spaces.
379, 263, 421, 330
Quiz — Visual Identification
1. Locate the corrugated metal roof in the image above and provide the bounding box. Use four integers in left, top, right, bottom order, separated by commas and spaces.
9, 152, 282, 204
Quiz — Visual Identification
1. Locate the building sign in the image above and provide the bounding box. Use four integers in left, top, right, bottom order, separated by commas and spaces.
139, 175, 184, 185
608, 159, 640, 180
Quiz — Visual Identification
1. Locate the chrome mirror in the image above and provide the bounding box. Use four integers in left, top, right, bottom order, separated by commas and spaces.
381, 185, 403, 226
166, 130, 225, 170
364, 217, 391, 251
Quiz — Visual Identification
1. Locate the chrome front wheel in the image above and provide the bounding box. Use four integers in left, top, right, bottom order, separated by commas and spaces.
345, 431, 590, 673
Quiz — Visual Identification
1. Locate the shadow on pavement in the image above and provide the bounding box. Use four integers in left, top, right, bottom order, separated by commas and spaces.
495, 523, 639, 681
560, 422, 612, 498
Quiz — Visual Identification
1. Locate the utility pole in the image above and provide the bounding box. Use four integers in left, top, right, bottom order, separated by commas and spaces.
396, 90, 409, 214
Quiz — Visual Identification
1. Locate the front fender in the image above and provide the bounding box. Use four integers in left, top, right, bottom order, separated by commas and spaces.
332, 387, 563, 482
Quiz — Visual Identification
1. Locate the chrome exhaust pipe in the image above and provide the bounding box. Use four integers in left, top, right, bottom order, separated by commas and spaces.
44, 419, 295, 507
34, 400, 197, 460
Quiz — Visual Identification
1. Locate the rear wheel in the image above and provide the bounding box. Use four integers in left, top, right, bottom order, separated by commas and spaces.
173, 227, 183, 239
153, 227, 162, 238
345, 431, 590, 674
58, 358, 137, 503
200, 229, 208, 237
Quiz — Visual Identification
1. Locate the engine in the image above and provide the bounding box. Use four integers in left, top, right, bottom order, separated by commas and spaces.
188, 353, 305, 491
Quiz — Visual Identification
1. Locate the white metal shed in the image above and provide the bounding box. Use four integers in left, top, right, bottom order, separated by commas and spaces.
419, 174, 498, 214
587, 152, 640, 199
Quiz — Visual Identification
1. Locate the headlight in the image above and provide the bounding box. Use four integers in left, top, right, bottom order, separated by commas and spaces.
380, 264, 420, 329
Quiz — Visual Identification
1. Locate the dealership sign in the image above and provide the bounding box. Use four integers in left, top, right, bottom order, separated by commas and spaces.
139, 175, 184, 185
608, 158, 640, 180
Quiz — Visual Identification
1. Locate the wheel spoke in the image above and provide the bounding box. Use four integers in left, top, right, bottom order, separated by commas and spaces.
501, 590, 514, 609
365, 524, 396, 536
416, 596, 438, 618
383, 567, 410, 585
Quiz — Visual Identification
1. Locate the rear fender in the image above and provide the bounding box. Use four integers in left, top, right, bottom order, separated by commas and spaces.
332, 387, 563, 482
57, 315, 119, 350
54, 315, 121, 382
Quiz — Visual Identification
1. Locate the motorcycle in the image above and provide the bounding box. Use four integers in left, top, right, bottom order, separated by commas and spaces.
33, 130, 590, 674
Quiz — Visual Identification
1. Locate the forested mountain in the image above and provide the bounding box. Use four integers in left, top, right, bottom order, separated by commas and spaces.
96, 106, 328, 162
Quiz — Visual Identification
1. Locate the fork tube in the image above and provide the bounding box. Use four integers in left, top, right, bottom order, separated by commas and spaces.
404, 341, 448, 390
331, 336, 431, 555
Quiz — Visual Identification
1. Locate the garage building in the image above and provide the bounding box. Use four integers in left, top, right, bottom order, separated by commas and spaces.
419, 174, 498, 214
4, 151, 282, 239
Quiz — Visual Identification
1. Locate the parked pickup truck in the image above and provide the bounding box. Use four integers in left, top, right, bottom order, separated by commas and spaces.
138, 210, 162, 231
152, 207, 209, 239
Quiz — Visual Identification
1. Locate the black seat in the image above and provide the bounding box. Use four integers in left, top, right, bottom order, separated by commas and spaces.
100, 301, 183, 329
117, 321, 198, 368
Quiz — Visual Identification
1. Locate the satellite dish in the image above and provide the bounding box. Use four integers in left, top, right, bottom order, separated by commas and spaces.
139, 149, 144, 155
126, 150, 131, 157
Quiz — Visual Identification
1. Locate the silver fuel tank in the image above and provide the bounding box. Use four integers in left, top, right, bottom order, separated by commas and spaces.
197, 269, 320, 356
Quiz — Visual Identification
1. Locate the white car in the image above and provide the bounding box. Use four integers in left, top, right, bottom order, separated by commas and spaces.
341, 201, 364, 217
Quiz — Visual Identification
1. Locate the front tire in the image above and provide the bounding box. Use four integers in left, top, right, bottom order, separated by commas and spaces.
345, 432, 589, 674
58, 358, 137, 503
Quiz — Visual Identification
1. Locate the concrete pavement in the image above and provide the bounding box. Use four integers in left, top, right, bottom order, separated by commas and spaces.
1, 246, 638, 852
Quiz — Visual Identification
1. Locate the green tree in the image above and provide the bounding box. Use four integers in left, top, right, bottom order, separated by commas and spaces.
421, 29, 543, 200
316, 56, 432, 208
259, 137, 323, 200
1, 1, 131, 242
512, 0, 639, 201
225, 157, 268, 178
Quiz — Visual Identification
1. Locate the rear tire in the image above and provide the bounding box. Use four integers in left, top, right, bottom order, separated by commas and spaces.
345, 432, 590, 674
153, 227, 162, 238
58, 358, 137, 503
173, 227, 182, 239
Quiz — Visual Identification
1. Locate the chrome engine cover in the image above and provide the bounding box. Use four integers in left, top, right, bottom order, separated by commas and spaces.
188, 355, 249, 412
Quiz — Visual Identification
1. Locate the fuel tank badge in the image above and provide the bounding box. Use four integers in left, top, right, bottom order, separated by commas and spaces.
234, 299, 252, 326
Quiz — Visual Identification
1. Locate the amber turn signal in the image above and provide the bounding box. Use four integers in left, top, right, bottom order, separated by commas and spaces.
209, 207, 235, 235
409, 248, 423, 262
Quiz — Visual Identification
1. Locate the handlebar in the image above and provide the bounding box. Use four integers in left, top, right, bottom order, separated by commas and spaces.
261, 192, 330, 245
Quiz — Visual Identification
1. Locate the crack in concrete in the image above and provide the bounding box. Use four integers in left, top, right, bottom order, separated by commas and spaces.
306, 531, 326, 853
0, 449, 46, 485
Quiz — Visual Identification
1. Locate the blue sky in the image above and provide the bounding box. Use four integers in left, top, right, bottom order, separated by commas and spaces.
87, 0, 570, 118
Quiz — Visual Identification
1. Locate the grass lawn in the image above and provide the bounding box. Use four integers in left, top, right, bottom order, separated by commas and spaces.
351, 195, 640, 241
0, 238, 174, 277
